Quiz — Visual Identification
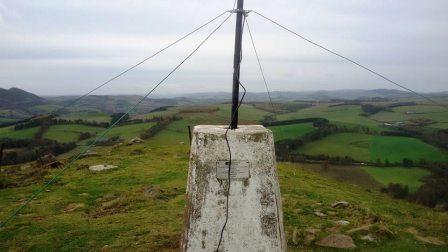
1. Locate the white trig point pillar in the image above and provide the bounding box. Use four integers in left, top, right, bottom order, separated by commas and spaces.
182, 125, 286, 252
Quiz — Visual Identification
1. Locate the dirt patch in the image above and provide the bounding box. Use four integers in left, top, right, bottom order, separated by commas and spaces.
91, 195, 129, 218
316, 234, 356, 249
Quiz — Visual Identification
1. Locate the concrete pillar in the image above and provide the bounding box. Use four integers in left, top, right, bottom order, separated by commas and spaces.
182, 125, 286, 252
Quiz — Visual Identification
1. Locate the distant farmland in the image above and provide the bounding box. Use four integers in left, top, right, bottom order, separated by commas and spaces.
297, 132, 448, 163
269, 123, 315, 141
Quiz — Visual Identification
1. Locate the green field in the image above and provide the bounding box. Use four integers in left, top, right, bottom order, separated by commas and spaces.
60, 111, 111, 123
0, 126, 40, 140
107, 122, 156, 140
371, 104, 448, 125
1, 121, 448, 251
269, 123, 315, 141
276, 105, 385, 132
298, 133, 448, 163
362, 167, 430, 193
44, 124, 105, 143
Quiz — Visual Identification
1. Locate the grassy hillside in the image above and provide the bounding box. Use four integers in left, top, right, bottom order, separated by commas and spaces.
1, 128, 447, 251
298, 133, 448, 163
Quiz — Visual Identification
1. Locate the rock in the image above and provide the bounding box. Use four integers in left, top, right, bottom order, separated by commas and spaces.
80, 151, 100, 158
361, 234, 375, 242
331, 201, 349, 208
131, 149, 144, 155
314, 211, 326, 217
127, 137, 144, 146
79, 193, 90, 197
316, 234, 356, 249
335, 220, 350, 226
89, 164, 118, 172
347, 224, 372, 235
63, 203, 85, 213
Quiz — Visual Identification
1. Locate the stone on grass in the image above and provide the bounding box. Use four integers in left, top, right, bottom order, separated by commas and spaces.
331, 201, 349, 208
361, 234, 375, 242
127, 137, 144, 146
335, 220, 350, 226
89, 164, 118, 172
347, 224, 372, 234
63, 203, 85, 213
316, 234, 356, 249
314, 211, 326, 217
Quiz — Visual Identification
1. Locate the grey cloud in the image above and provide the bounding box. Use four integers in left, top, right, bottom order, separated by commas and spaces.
0, 0, 447, 95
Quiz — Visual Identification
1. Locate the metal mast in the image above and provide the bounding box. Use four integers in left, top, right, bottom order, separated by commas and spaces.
230, 0, 245, 129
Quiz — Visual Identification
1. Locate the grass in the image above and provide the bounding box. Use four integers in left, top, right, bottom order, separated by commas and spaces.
276, 104, 385, 132
370, 135, 448, 163
1, 135, 447, 250
362, 167, 431, 193
371, 104, 448, 124
269, 123, 315, 141
107, 122, 156, 140
299, 163, 383, 190
0, 126, 40, 139
298, 133, 448, 163
44, 124, 105, 143
298, 133, 372, 161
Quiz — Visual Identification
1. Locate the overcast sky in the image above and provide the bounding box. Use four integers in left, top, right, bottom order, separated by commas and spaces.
0, 0, 447, 96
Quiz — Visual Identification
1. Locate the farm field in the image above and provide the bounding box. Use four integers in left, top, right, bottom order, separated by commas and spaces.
362, 167, 430, 193
370, 104, 448, 125
43, 124, 105, 143
60, 111, 111, 123
276, 105, 385, 132
297, 133, 448, 163
0, 126, 40, 140
269, 123, 315, 141
106, 122, 156, 140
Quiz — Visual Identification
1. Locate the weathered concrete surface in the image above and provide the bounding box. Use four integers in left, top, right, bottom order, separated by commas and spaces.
182, 125, 286, 252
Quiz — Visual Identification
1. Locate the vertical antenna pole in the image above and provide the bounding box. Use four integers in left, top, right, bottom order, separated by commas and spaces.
230, 0, 245, 129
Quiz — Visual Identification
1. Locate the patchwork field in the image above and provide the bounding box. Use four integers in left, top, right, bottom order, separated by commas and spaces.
362, 167, 430, 193
276, 105, 385, 132
297, 133, 448, 163
43, 124, 105, 143
0, 126, 40, 140
371, 104, 448, 127
60, 111, 111, 123
269, 123, 315, 141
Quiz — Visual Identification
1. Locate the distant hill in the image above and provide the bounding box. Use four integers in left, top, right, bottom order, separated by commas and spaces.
0, 88, 45, 109
46, 95, 181, 114
172, 89, 448, 102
